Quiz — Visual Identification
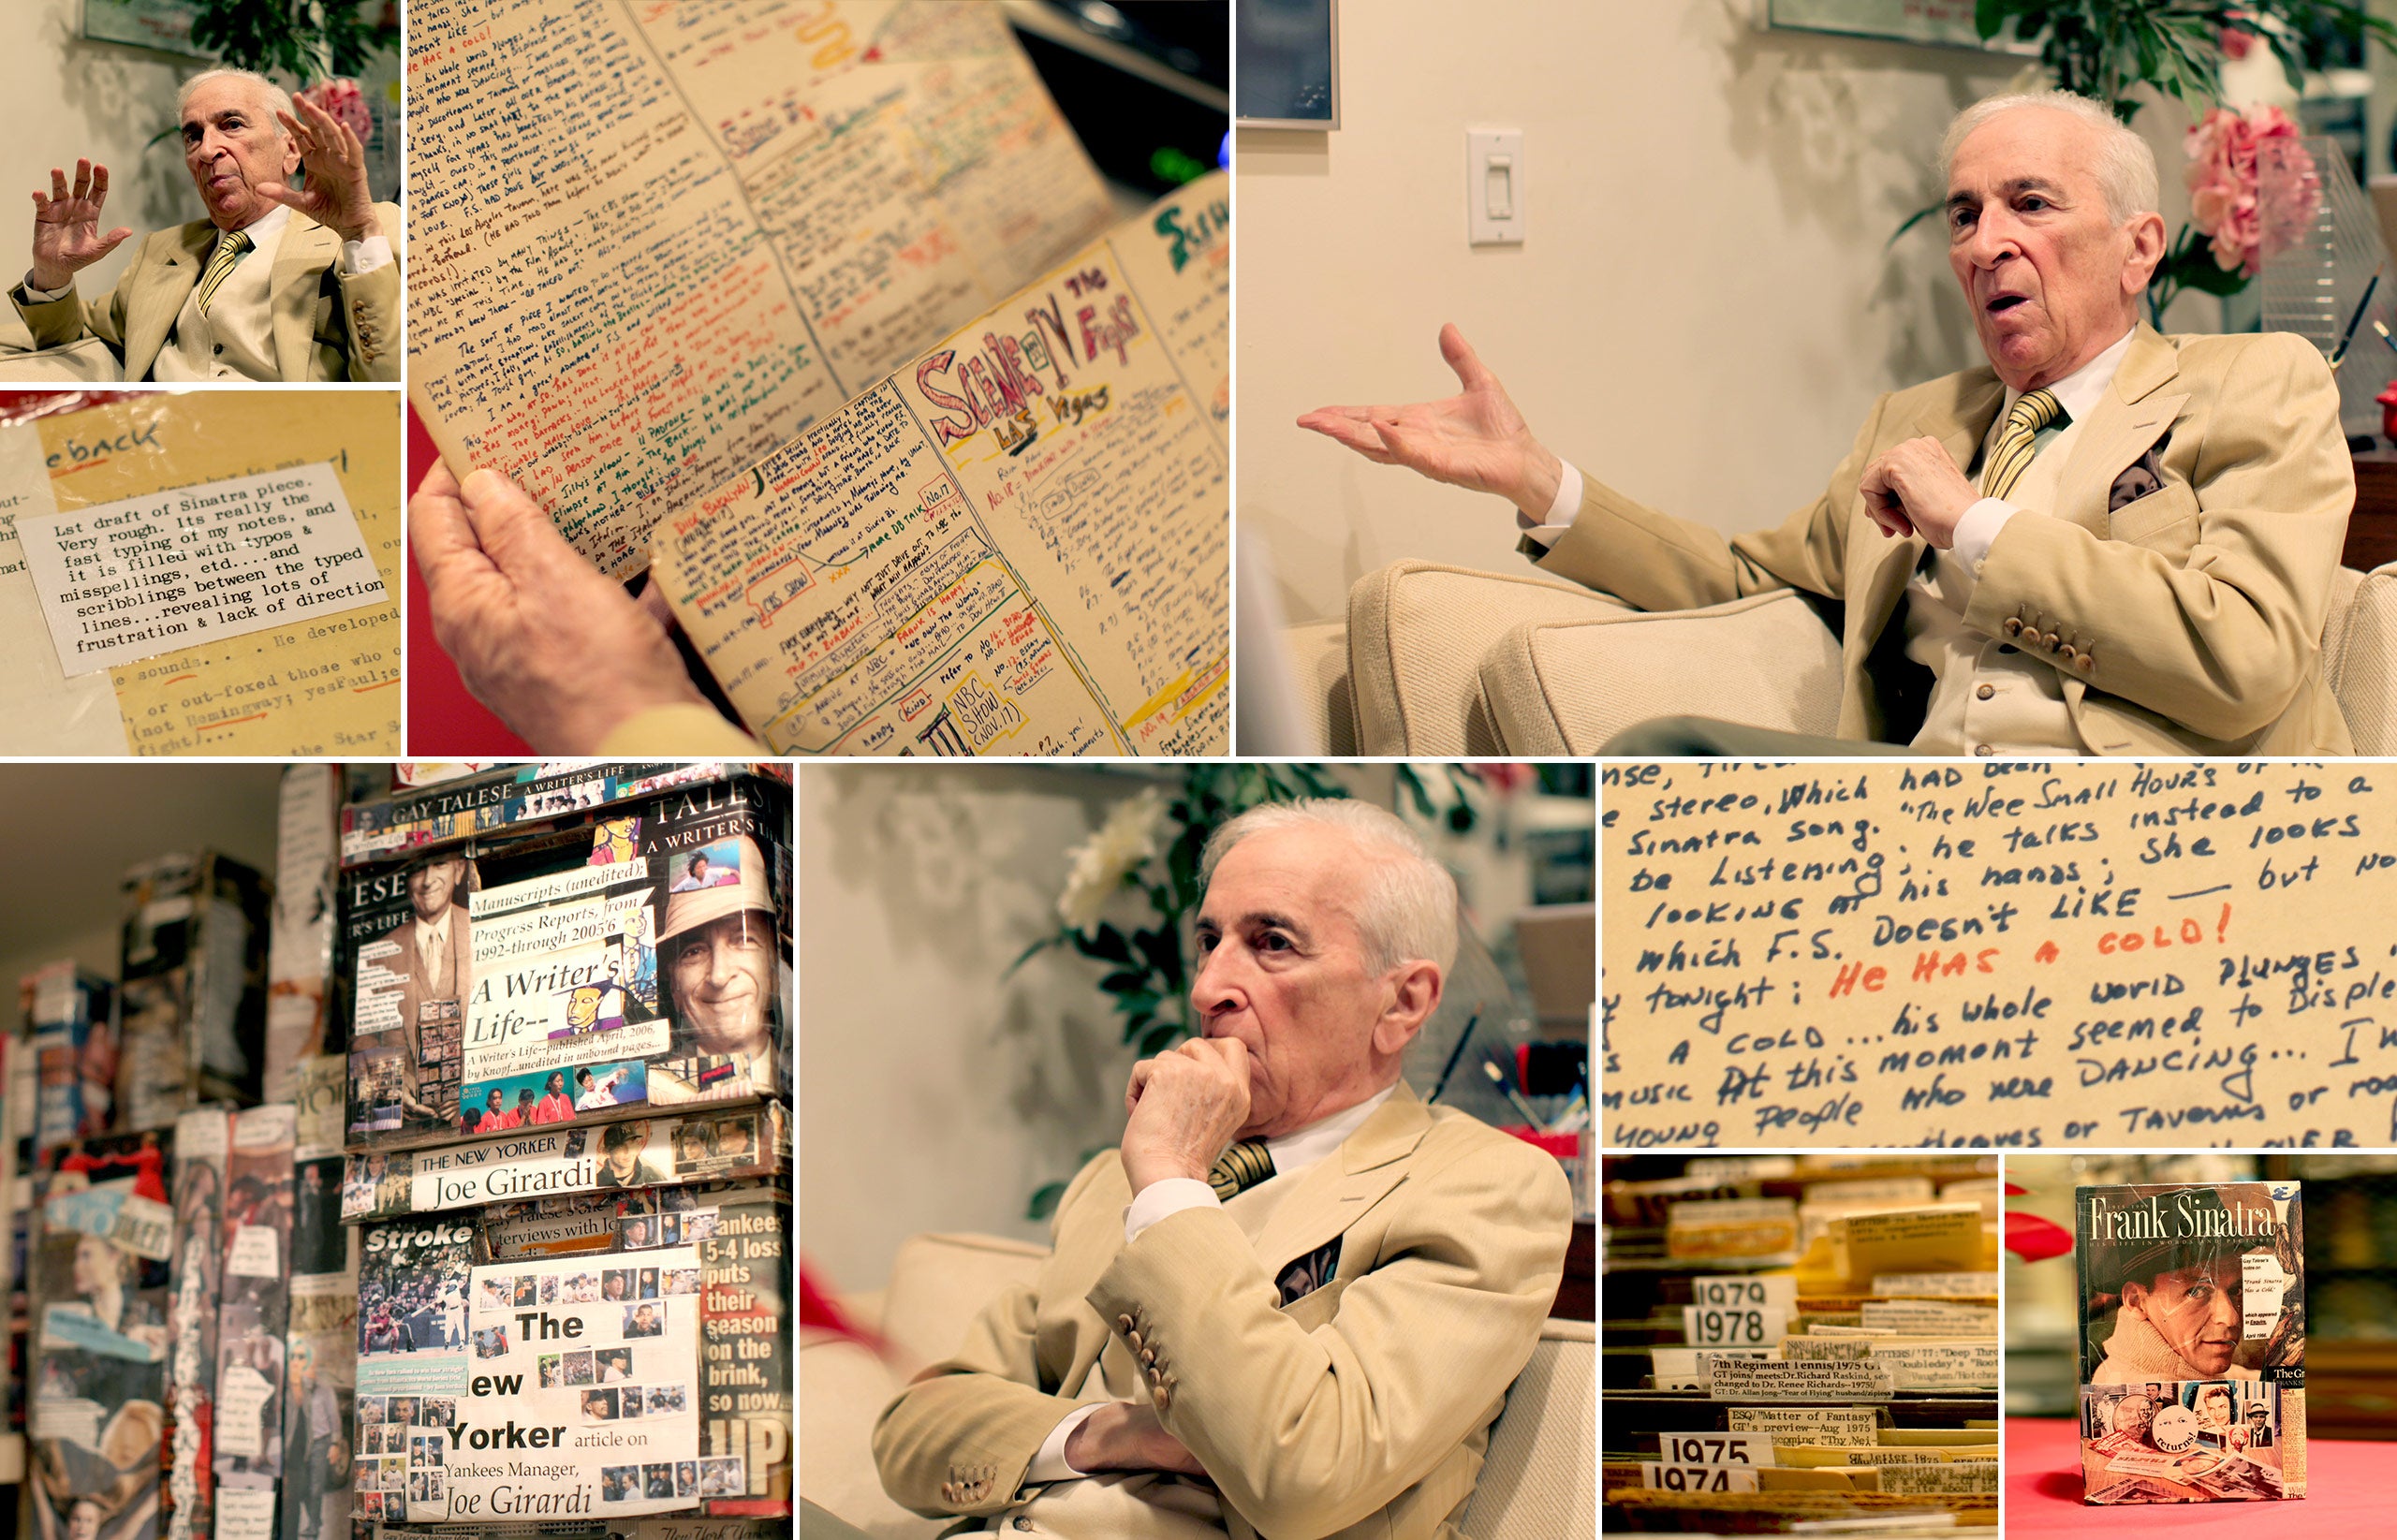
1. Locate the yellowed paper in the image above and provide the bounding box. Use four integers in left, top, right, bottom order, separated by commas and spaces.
18, 393, 401, 755
405, 0, 1115, 577
650, 172, 1230, 755
1603, 760, 2397, 1148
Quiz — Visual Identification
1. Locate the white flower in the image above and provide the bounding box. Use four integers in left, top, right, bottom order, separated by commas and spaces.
1057, 788, 1168, 938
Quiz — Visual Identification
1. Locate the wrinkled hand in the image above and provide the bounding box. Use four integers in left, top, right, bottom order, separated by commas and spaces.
29, 160, 133, 291
1859, 436, 1979, 550
1298, 323, 1563, 517
409, 461, 713, 752
1064, 1403, 1207, 1477
1121, 1036, 1251, 1195
258, 94, 380, 243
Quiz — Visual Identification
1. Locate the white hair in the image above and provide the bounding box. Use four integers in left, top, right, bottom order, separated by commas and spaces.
177, 68, 296, 132
1199, 799, 1459, 975
1938, 90, 2160, 225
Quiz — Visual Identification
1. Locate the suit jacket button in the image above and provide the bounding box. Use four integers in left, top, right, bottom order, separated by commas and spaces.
1140, 1348, 1155, 1366
1154, 1385, 1172, 1411
1117, 1314, 1135, 1334
2041, 632, 2061, 651
1125, 1330, 1143, 1354
2002, 617, 2024, 637
1015, 1520, 1036, 1533
2058, 643, 2078, 662
1975, 683, 1994, 700
2078, 654, 2096, 671
1973, 744, 1993, 756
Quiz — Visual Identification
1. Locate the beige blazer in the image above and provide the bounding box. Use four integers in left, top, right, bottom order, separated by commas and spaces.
872, 1086, 1573, 1539
1532, 325, 2355, 755
9, 201, 402, 382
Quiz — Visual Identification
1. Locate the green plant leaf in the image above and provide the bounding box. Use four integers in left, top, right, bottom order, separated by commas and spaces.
1027, 1181, 1068, 1222
1888, 199, 1948, 250
1072, 924, 1135, 964
1098, 968, 1151, 994
1138, 1022, 1184, 1054
1005, 933, 1059, 978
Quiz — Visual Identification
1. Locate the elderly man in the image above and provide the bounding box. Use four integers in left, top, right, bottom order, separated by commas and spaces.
1302, 91, 2353, 756
13, 68, 400, 381
871, 799, 1573, 1539
375, 853, 472, 1132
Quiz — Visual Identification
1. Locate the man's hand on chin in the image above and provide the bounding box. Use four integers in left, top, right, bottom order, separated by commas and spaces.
1065, 1403, 1207, 1477
1859, 436, 1978, 549
1120, 1036, 1251, 1195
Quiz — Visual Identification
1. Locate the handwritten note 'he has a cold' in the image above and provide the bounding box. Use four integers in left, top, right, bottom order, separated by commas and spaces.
16, 463, 384, 676
1602, 761, 2397, 1149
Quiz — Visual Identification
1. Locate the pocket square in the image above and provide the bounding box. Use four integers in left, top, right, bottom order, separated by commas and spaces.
1275, 1237, 1341, 1306
2108, 430, 2173, 514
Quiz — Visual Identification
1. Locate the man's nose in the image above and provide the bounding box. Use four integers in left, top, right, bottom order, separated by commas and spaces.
1188, 945, 1243, 1019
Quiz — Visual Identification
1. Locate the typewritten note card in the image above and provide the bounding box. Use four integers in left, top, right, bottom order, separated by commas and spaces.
16, 462, 385, 677
1601, 760, 2397, 1148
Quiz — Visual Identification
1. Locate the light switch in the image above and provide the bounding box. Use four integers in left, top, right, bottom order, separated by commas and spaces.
1467, 129, 1523, 245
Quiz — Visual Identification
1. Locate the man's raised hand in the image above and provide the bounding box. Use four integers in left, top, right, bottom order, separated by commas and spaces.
1121, 1036, 1251, 1195
1298, 323, 1564, 517
29, 160, 133, 292
259, 94, 380, 244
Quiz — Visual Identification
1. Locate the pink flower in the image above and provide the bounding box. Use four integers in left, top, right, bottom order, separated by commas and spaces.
2184, 105, 2308, 277
301, 78, 374, 141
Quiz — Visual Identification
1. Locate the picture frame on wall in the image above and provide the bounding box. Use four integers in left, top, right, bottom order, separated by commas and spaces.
82, 0, 214, 61
1237, 0, 1339, 131
1753, 0, 2037, 55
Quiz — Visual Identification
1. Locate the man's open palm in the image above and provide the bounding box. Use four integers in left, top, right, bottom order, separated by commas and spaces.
1298, 323, 1559, 511
30, 160, 132, 290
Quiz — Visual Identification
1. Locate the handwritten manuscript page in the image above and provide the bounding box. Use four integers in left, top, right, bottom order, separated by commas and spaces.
648, 172, 1229, 755
1602, 761, 2397, 1149
0, 393, 401, 755
405, 0, 1116, 578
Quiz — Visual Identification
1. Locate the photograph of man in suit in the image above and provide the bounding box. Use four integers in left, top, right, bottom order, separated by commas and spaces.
1302, 91, 2355, 756
378, 853, 471, 1130
870, 799, 1573, 1539
12, 68, 400, 381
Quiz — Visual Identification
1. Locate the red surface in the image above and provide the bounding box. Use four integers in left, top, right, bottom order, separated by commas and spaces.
404, 398, 531, 755
0, 389, 155, 425
2008, 1416, 2395, 1535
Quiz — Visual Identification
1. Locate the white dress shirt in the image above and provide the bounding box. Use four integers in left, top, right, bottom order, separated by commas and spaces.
1022, 1085, 1401, 1487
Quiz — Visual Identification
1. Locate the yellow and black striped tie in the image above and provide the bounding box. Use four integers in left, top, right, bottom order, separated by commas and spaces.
1980, 387, 2066, 503
194, 229, 252, 316
1207, 1138, 1275, 1202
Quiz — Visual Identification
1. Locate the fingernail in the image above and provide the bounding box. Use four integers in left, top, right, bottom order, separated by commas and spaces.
460, 468, 500, 503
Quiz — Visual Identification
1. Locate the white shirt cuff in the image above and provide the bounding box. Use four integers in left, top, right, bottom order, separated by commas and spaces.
1026, 1403, 1106, 1485
342, 234, 393, 276
1514, 459, 1584, 533
1950, 496, 2020, 575
1124, 1178, 1217, 1243
21, 274, 71, 302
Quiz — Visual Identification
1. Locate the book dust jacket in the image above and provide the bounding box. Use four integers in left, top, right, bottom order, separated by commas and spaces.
2076, 1182, 2304, 1503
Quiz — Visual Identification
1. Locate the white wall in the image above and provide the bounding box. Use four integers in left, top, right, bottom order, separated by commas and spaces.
1239, 0, 2217, 624
5, 0, 208, 299
800, 766, 1170, 1294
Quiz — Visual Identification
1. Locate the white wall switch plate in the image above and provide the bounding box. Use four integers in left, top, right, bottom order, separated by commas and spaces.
1468, 128, 1524, 245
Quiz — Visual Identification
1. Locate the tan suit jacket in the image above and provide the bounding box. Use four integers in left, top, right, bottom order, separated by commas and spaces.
1532, 325, 2354, 754
9, 201, 402, 382
873, 1086, 1573, 1539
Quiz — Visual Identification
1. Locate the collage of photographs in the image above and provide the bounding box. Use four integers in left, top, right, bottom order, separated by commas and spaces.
6, 2, 2397, 1539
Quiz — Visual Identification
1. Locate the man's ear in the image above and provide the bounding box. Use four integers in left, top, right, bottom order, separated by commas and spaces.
2123, 210, 2168, 298
2120, 1281, 2148, 1315
1372, 960, 1442, 1056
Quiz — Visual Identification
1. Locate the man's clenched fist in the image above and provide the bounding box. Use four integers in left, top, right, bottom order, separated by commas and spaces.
1121, 1036, 1252, 1195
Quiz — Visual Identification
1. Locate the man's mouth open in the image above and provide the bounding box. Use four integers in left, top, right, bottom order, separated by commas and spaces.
1986, 293, 2031, 315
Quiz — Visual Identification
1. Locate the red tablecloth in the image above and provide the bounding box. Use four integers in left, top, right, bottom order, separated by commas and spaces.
2007, 1417, 2395, 1535
404, 399, 531, 755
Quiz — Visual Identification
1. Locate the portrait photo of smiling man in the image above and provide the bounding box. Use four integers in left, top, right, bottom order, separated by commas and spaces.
7, 66, 400, 382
